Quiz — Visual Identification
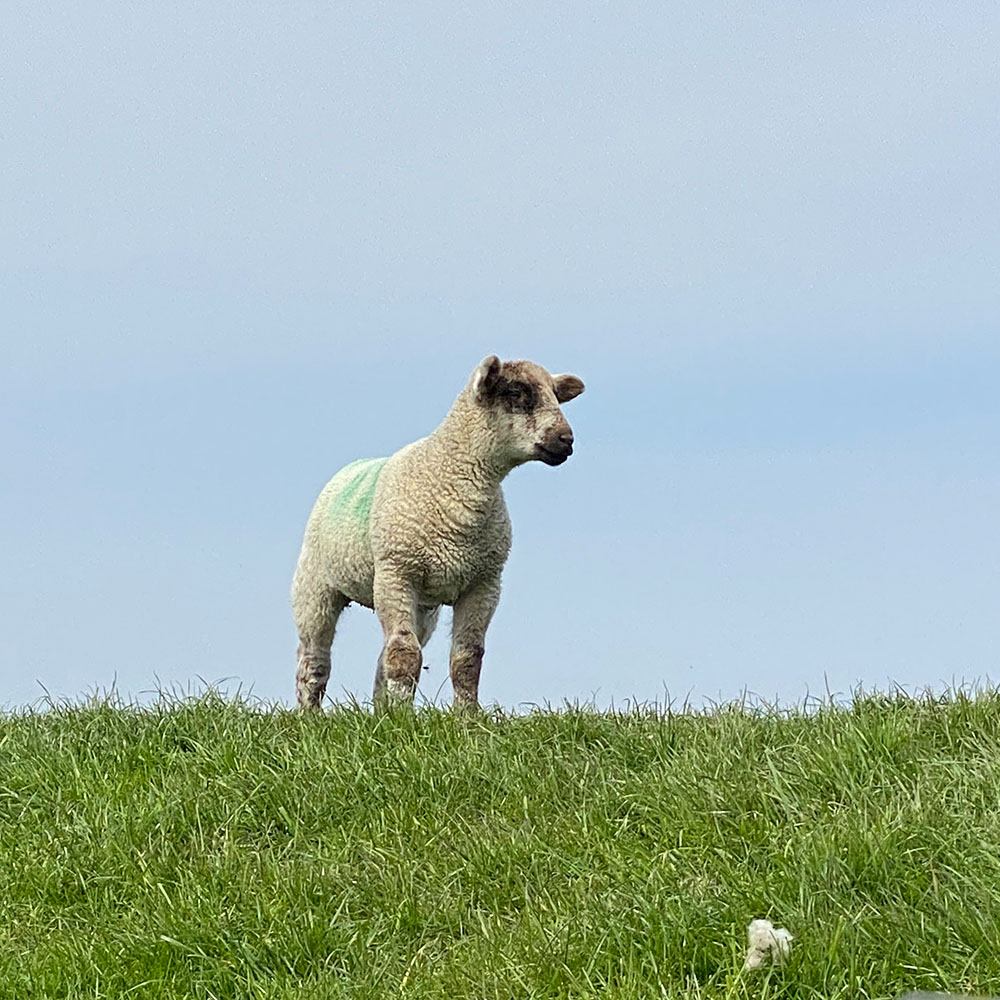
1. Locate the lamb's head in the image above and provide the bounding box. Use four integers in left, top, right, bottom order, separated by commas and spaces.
471, 356, 585, 468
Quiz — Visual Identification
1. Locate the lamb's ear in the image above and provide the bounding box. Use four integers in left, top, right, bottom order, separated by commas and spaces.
553, 374, 585, 403
472, 355, 502, 400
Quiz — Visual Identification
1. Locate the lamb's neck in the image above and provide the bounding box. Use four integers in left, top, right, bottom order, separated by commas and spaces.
426, 395, 512, 496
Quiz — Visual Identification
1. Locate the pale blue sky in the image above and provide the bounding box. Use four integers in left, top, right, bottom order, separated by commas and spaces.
2, 3, 998, 709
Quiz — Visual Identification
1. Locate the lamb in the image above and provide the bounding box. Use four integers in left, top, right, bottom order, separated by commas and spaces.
291, 355, 585, 711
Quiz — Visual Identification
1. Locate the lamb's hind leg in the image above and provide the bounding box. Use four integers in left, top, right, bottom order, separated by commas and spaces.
294, 584, 348, 710
415, 605, 441, 647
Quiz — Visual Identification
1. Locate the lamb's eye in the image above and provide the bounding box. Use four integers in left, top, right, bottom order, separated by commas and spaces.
508, 383, 533, 409
496, 380, 534, 412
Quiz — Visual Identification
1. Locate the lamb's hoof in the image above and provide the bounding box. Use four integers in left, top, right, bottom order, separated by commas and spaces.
387, 676, 418, 699
452, 695, 481, 715
373, 633, 422, 711
374, 678, 417, 714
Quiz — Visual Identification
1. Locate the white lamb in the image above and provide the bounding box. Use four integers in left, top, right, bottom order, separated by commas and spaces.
291, 355, 585, 710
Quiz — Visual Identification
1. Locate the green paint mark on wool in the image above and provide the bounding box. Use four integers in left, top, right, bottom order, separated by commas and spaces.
325, 457, 388, 528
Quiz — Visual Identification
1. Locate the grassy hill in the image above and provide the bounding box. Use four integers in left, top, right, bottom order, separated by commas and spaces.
2, 691, 999, 999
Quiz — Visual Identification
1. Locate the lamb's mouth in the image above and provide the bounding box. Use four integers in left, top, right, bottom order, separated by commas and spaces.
534, 443, 571, 466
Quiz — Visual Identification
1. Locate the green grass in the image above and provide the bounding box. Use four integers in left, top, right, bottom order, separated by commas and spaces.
2, 691, 1000, 999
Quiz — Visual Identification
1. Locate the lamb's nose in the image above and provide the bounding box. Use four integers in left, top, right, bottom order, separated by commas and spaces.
559, 430, 574, 448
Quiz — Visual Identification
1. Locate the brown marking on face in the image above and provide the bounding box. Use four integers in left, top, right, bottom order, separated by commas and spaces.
485, 361, 561, 426
490, 373, 540, 415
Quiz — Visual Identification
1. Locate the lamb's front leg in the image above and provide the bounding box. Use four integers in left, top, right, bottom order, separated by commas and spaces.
450, 576, 501, 712
372, 570, 422, 709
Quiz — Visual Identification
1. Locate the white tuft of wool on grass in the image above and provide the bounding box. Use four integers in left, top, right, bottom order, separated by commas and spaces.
743, 918, 794, 970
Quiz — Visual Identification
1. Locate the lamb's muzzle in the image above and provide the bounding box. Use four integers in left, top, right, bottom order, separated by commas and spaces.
533, 420, 574, 465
